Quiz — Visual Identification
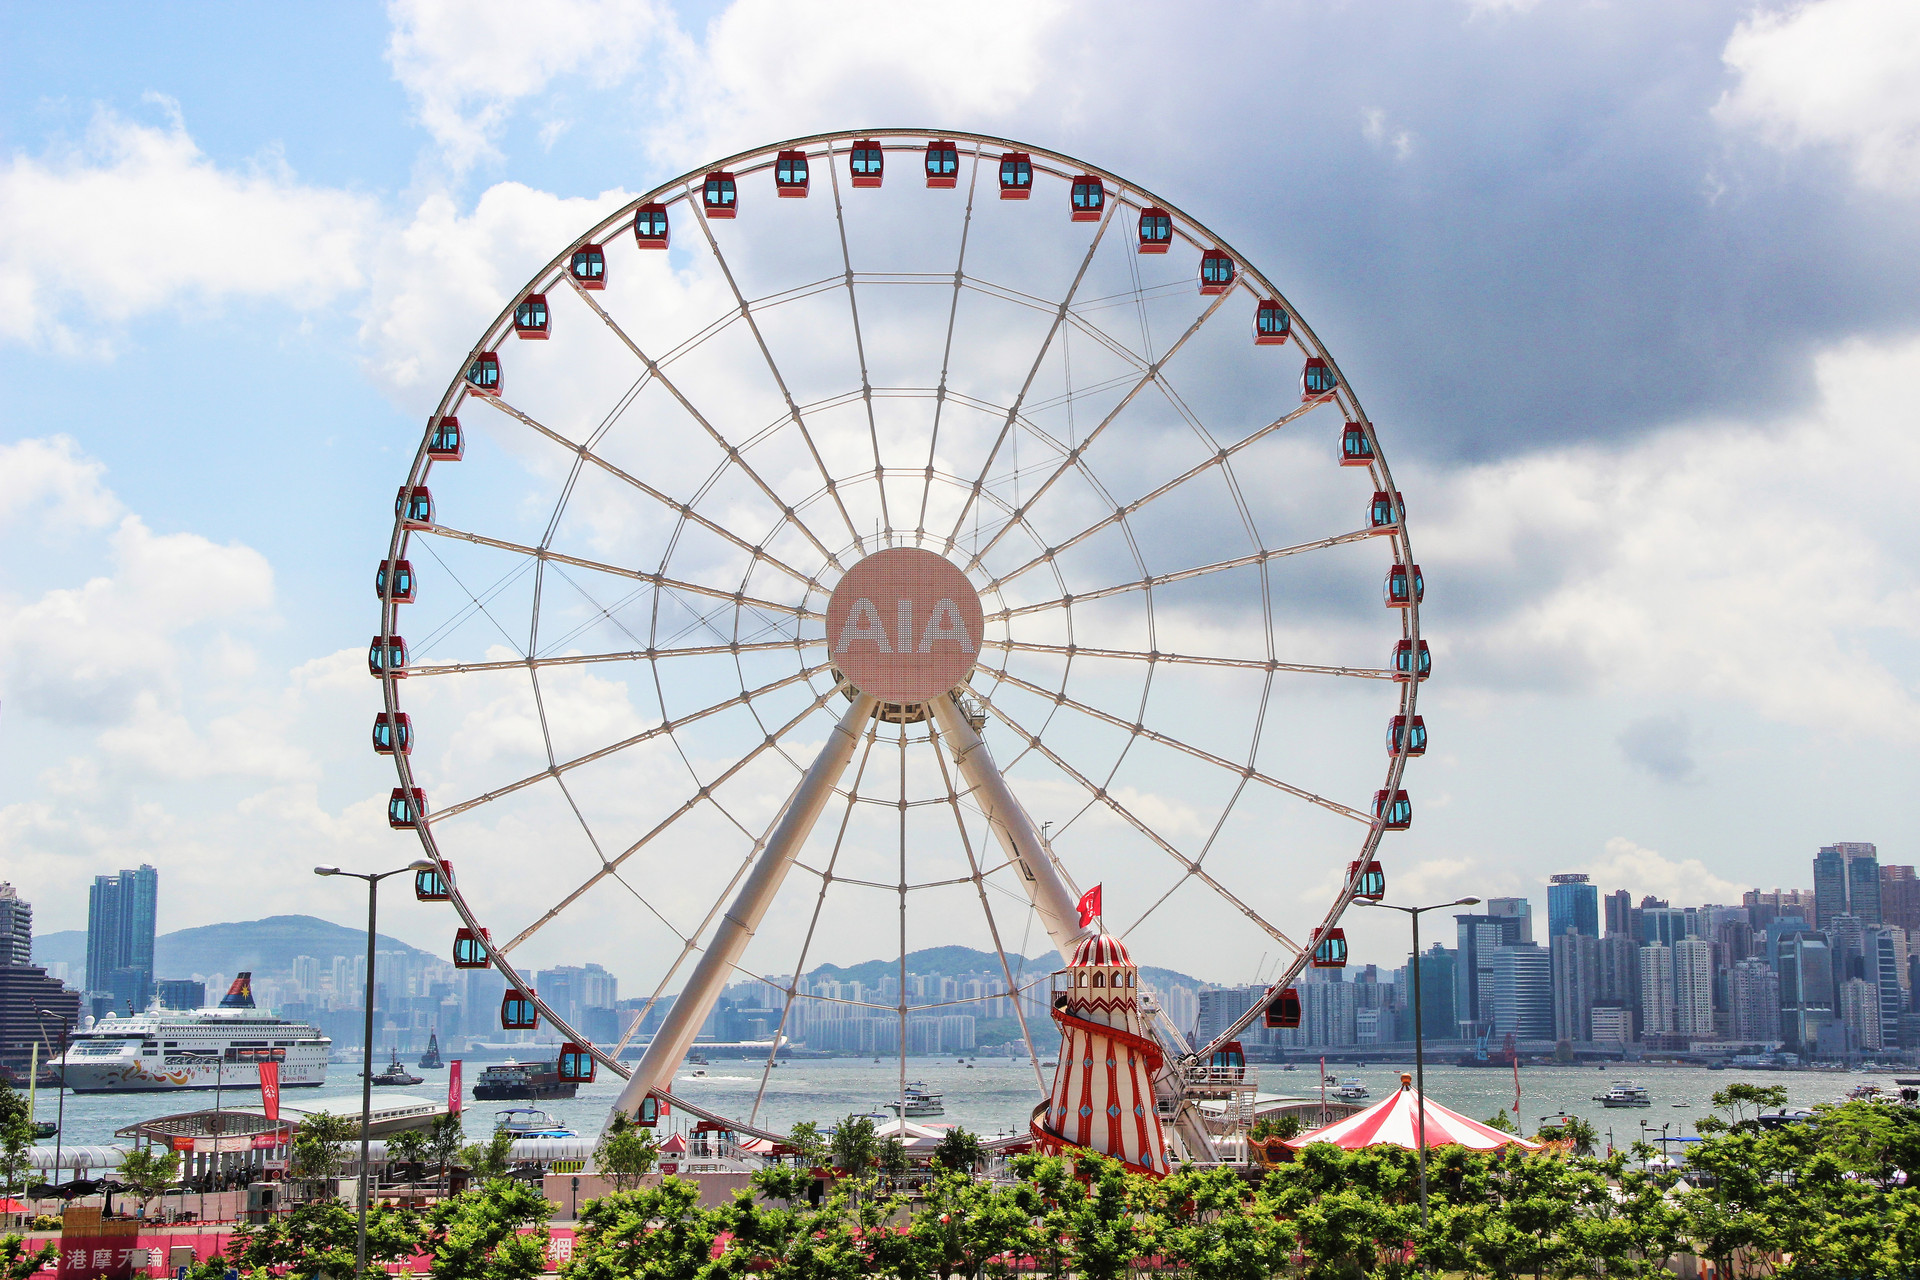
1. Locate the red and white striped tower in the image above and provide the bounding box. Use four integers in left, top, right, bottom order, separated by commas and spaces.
1031, 932, 1171, 1178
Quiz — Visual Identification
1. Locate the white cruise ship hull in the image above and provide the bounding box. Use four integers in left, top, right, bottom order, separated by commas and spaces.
60, 1053, 329, 1092
56, 1004, 332, 1093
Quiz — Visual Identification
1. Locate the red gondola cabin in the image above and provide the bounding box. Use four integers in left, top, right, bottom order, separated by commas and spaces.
850, 140, 884, 188
636, 1094, 666, 1126
1385, 563, 1424, 608
702, 171, 737, 219
998, 151, 1032, 199
1369, 491, 1404, 531
453, 927, 490, 969
372, 711, 412, 756
1340, 422, 1375, 466
465, 352, 500, 397
415, 860, 450, 901
633, 205, 668, 249
500, 989, 538, 1031
558, 1042, 596, 1083
1391, 639, 1431, 683
1389, 715, 1428, 756
368, 635, 408, 678
1138, 207, 1172, 254
1256, 300, 1291, 345
1199, 249, 1235, 295
1374, 789, 1413, 830
1348, 859, 1386, 900
1312, 928, 1349, 968
1263, 987, 1302, 1029
396, 486, 433, 530
570, 244, 607, 287
924, 140, 959, 188
1070, 175, 1104, 221
427, 417, 463, 461
376, 559, 415, 604
513, 294, 550, 339
1208, 1042, 1246, 1081
388, 787, 426, 829
1302, 357, 1337, 402
775, 150, 809, 197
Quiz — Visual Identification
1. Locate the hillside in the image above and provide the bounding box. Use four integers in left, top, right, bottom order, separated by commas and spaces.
805, 945, 1203, 993
34, 914, 431, 983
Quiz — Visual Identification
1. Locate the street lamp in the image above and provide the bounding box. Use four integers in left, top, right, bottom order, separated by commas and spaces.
1356, 895, 1479, 1226
34, 1008, 72, 1206
315, 859, 436, 1275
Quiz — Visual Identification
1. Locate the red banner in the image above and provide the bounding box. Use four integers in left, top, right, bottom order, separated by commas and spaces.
449, 1059, 462, 1114
1076, 884, 1102, 928
258, 1060, 280, 1121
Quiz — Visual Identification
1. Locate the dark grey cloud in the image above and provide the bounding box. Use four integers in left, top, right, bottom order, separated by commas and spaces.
1618, 712, 1697, 782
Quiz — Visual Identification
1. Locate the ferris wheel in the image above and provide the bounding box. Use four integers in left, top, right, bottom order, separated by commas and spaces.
371, 130, 1425, 1147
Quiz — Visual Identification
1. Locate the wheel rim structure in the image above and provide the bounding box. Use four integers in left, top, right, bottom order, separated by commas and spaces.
374, 129, 1423, 1149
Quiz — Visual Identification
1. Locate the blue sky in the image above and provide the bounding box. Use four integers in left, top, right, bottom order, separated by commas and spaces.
3, 0, 1917, 987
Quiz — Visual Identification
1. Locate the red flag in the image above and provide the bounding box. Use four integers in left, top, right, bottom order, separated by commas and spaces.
1075, 885, 1102, 928
448, 1059, 463, 1114
258, 1060, 280, 1121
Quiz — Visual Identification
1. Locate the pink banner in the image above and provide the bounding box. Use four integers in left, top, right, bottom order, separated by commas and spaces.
448, 1059, 462, 1114
258, 1060, 280, 1121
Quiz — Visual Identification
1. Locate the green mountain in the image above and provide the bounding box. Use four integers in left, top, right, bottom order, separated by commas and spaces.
34, 914, 431, 984
805, 945, 1202, 993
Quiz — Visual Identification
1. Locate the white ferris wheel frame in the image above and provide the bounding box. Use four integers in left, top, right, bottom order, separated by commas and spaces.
374, 128, 1424, 1141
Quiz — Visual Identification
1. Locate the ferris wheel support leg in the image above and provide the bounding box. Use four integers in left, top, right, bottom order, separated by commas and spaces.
931, 695, 1092, 959
612, 692, 878, 1121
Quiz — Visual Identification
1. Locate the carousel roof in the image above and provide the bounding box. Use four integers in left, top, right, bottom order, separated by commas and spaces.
1283, 1078, 1539, 1153
1071, 933, 1133, 967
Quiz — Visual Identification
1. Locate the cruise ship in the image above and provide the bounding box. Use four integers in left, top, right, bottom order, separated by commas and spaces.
55, 974, 330, 1093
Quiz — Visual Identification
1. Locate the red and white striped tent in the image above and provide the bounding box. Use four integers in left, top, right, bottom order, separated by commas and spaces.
1283, 1077, 1539, 1152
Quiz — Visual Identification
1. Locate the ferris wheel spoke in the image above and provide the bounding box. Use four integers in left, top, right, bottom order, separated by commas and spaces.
961, 284, 1237, 573
485, 394, 820, 590
564, 275, 847, 573
915, 143, 985, 538
940, 192, 1119, 557
824, 142, 891, 538
966, 687, 1305, 954
973, 662, 1373, 823
416, 523, 816, 621
687, 195, 866, 557
404, 637, 820, 678
429, 663, 829, 824
925, 716, 1052, 1094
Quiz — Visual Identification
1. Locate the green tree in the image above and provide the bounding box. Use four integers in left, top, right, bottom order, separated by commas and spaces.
290, 1111, 357, 1180
1535, 1114, 1598, 1156
830, 1114, 878, 1178
117, 1147, 181, 1217
783, 1120, 828, 1170
593, 1112, 659, 1192
228, 1198, 422, 1278
1152, 1164, 1282, 1280
1708, 1082, 1789, 1130
0, 1235, 59, 1280
0, 1084, 32, 1197
907, 1170, 1035, 1280
1249, 1111, 1303, 1141
1482, 1108, 1519, 1134
876, 1136, 909, 1190
561, 1177, 725, 1280
427, 1111, 467, 1197
387, 1127, 429, 1183
460, 1128, 516, 1180
422, 1177, 554, 1280
932, 1126, 984, 1174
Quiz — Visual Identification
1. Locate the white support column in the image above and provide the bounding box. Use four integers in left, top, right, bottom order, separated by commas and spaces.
931, 695, 1091, 959
613, 692, 877, 1118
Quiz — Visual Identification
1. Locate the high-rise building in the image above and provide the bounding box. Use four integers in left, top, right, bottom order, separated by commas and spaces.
1196, 984, 1257, 1047
1547, 875, 1599, 939
1881, 866, 1920, 934
1729, 959, 1781, 1042
86, 865, 158, 1007
1814, 843, 1880, 927
1397, 945, 1456, 1042
1640, 906, 1687, 948
1589, 1003, 1632, 1045
1550, 929, 1598, 1041
155, 979, 206, 1011
1596, 934, 1641, 1032
1838, 978, 1881, 1050
1673, 938, 1715, 1039
1455, 909, 1530, 1035
1486, 898, 1534, 944
1779, 933, 1835, 1051
1603, 889, 1633, 938
1487, 945, 1552, 1039
0, 885, 31, 966
1640, 943, 1677, 1036
1869, 929, 1905, 1051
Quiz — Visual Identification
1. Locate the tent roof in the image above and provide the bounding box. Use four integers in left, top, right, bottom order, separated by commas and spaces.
1283, 1080, 1540, 1153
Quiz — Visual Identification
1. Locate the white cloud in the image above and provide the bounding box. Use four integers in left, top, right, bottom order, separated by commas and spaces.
1577, 836, 1747, 905
0, 435, 121, 528
1718, 0, 1920, 190
1362, 108, 1415, 161
385, 0, 672, 171
0, 104, 379, 351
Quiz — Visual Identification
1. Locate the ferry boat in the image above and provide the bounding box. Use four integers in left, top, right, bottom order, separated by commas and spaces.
493, 1107, 577, 1138
885, 1081, 945, 1117
471, 1058, 579, 1101
1593, 1081, 1653, 1108
53, 975, 329, 1093
1332, 1077, 1370, 1101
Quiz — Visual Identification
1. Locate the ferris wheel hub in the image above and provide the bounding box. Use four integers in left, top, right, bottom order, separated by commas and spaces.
825, 547, 983, 705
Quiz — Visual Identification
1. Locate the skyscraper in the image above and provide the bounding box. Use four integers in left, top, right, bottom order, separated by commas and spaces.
1814, 843, 1879, 927
1729, 959, 1781, 1042
1603, 889, 1633, 938
1455, 909, 1530, 1035
1487, 945, 1552, 1039
1550, 929, 1598, 1041
1779, 933, 1835, 1050
0, 885, 30, 966
1547, 875, 1599, 940
86, 865, 158, 1008
1640, 943, 1677, 1036
1882, 866, 1920, 933
1673, 938, 1715, 1039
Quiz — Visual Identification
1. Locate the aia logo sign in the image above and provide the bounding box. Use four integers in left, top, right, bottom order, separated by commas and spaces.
826, 548, 983, 704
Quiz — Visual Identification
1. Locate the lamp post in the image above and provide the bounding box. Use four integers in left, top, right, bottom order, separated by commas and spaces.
1357, 895, 1479, 1226
34, 1008, 72, 1207
315, 860, 436, 1275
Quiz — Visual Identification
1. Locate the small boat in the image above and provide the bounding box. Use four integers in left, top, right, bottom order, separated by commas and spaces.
1332, 1077, 1370, 1101
371, 1048, 424, 1087
473, 1058, 579, 1100
493, 1107, 577, 1139
687, 1051, 709, 1066
886, 1082, 945, 1117
31, 1121, 56, 1140
1594, 1081, 1652, 1108
417, 1032, 444, 1070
